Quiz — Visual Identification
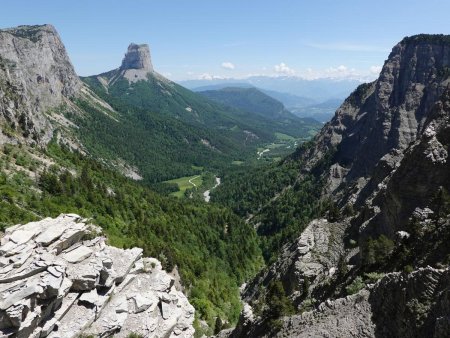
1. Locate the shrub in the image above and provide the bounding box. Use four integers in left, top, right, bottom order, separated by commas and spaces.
127, 334, 144, 338
361, 235, 394, 266
264, 280, 295, 321
327, 202, 341, 222
345, 276, 365, 295
364, 272, 385, 283
343, 203, 355, 217
403, 265, 414, 273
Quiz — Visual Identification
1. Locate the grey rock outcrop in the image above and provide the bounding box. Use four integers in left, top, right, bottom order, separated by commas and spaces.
0, 214, 195, 337
241, 219, 346, 305
271, 266, 450, 338
0, 25, 81, 144
120, 43, 153, 72
115, 43, 154, 83
228, 266, 450, 338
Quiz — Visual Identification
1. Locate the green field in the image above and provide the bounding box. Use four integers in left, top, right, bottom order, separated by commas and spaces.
165, 175, 203, 198
274, 132, 296, 141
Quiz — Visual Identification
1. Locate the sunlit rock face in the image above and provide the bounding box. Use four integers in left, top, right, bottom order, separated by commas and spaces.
0, 214, 195, 338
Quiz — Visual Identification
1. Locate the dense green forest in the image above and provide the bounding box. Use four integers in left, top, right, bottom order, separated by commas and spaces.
0, 142, 263, 334
211, 144, 331, 262
78, 74, 319, 185
69, 96, 256, 184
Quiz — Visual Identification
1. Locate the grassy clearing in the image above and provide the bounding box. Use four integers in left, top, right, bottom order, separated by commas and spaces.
165, 175, 204, 198
267, 143, 285, 149
274, 132, 296, 141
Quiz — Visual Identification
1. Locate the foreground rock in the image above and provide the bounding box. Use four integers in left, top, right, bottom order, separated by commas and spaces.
0, 214, 195, 337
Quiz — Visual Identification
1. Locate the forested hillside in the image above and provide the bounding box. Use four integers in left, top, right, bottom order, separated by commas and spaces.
81, 63, 319, 184
198, 87, 321, 138
211, 142, 332, 262
0, 141, 263, 334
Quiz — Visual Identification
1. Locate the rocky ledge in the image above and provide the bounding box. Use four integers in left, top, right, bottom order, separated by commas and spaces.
0, 214, 195, 338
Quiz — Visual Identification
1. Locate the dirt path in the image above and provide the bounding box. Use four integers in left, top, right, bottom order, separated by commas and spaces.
188, 175, 200, 187
203, 177, 221, 202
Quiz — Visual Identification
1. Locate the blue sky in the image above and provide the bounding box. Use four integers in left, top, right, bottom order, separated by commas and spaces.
1, 0, 450, 81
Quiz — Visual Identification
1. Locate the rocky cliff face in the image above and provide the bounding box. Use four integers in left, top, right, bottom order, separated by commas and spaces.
0, 214, 195, 337
0, 25, 82, 144
223, 35, 450, 338
297, 35, 450, 204
102, 42, 156, 83
229, 266, 450, 338
120, 43, 153, 72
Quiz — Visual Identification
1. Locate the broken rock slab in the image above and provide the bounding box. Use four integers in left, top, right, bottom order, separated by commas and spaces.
0, 214, 195, 338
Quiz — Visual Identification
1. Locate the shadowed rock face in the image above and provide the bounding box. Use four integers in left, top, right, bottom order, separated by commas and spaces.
293, 35, 450, 205
120, 43, 153, 71
222, 35, 450, 338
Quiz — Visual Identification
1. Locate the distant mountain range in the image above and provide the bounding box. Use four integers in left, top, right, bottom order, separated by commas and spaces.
289, 98, 343, 123
198, 87, 320, 135
181, 76, 361, 101
192, 83, 343, 123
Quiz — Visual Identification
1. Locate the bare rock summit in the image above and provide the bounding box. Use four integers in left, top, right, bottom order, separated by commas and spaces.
120, 43, 153, 72
119, 43, 154, 82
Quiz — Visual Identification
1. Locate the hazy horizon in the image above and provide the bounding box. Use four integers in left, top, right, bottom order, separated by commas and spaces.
1, 0, 449, 81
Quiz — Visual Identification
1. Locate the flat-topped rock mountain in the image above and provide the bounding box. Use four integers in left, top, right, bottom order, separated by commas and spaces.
93, 42, 158, 85
0, 214, 195, 337
121, 43, 153, 71
119, 43, 154, 82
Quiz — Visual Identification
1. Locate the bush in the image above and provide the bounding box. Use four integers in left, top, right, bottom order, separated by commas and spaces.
214, 317, 223, 335
364, 272, 385, 283
361, 235, 394, 266
327, 202, 341, 222
264, 280, 295, 321
345, 276, 365, 295
127, 334, 144, 338
403, 265, 414, 273
342, 203, 355, 217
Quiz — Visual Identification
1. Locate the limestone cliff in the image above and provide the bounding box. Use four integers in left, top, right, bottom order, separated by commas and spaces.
223, 35, 450, 338
121, 43, 153, 71
295, 35, 450, 205
97, 42, 159, 85
0, 214, 195, 337
0, 25, 81, 144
